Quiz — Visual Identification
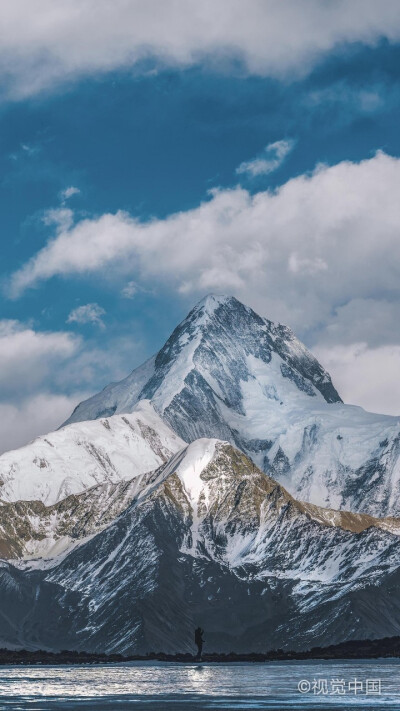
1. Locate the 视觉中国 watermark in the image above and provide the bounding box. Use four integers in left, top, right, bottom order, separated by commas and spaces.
298, 677, 381, 696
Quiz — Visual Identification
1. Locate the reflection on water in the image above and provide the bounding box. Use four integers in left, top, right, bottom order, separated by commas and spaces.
0, 659, 399, 709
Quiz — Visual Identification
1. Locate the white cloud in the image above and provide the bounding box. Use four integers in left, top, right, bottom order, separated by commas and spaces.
67, 303, 106, 327
288, 254, 328, 275
0, 320, 84, 452
42, 207, 74, 233
307, 84, 385, 115
236, 139, 295, 177
0, 319, 146, 453
60, 186, 80, 201
0, 393, 87, 454
6, 151, 400, 414
316, 298, 400, 348
1, 1, 400, 97
0, 320, 79, 397
313, 343, 400, 416
9, 151, 400, 333
121, 281, 139, 299
20, 142, 40, 156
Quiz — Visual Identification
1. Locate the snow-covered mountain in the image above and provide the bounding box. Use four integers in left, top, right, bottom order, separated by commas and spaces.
0, 463, 173, 561
2, 440, 400, 653
1, 294, 400, 655
0, 400, 184, 505
65, 295, 342, 430
64, 295, 400, 516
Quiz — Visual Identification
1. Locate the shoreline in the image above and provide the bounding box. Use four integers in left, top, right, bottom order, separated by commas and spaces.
1, 636, 400, 666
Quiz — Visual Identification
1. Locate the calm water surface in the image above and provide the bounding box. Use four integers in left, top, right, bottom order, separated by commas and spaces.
0, 659, 399, 710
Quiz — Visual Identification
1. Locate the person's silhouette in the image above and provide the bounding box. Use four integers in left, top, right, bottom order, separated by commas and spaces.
194, 626, 205, 660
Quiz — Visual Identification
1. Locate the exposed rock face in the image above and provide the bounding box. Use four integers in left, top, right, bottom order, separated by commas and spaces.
0, 470, 162, 560
1, 295, 400, 655
65, 295, 341, 428
2, 441, 400, 654
63, 295, 400, 516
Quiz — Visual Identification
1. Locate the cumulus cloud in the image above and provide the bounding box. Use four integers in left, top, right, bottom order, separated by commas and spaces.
67, 303, 106, 328
42, 207, 74, 233
236, 139, 295, 177
7, 151, 400, 414
0, 320, 79, 398
0, 393, 87, 454
0, 319, 146, 453
1, 1, 400, 97
60, 186, 80, 202
121, 281, 139, 299
288, 253, 327, 275
312, 298, 400, 414
9, 151, 400, 332
313, 343, 400, 416
316, 298, 400, 348
0, 320, 84, 452
307, 84, 385, 115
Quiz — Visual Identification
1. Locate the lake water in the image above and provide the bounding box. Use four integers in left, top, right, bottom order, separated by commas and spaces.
0, 659, 399, 710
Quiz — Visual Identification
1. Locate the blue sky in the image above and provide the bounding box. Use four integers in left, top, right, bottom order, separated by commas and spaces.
1, 1, 400, 451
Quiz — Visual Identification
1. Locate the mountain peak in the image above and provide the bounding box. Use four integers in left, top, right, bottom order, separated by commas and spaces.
178, 293, 246, 335
192, 293, 232, 315
187, 293, 253, 323
64, 294, 342, 456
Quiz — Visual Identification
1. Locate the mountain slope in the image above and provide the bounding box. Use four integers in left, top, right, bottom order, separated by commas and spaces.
65, 295, 341, 431
0, 470, 159, 561
0, 400, 184, 505
5, 438, 399, 565
63, 294, 400, 516
2, 440, 400, 654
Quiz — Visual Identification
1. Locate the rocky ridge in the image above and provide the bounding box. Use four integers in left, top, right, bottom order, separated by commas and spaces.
1, 441, 400, 653
1, 295, 400, 654
63, 295, 400, 516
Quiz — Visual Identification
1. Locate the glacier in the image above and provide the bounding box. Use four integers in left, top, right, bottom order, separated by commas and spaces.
1, 294, 400, 654
0, 400, 184, 505
63, 294, 400, 516
2, 440, 400, 653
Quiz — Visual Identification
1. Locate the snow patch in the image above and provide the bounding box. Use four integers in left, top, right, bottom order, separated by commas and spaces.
175, 438, 218, 504
0, 400, 185, 505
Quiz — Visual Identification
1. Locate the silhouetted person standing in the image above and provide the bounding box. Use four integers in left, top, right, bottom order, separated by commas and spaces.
195, 626, 205, 660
